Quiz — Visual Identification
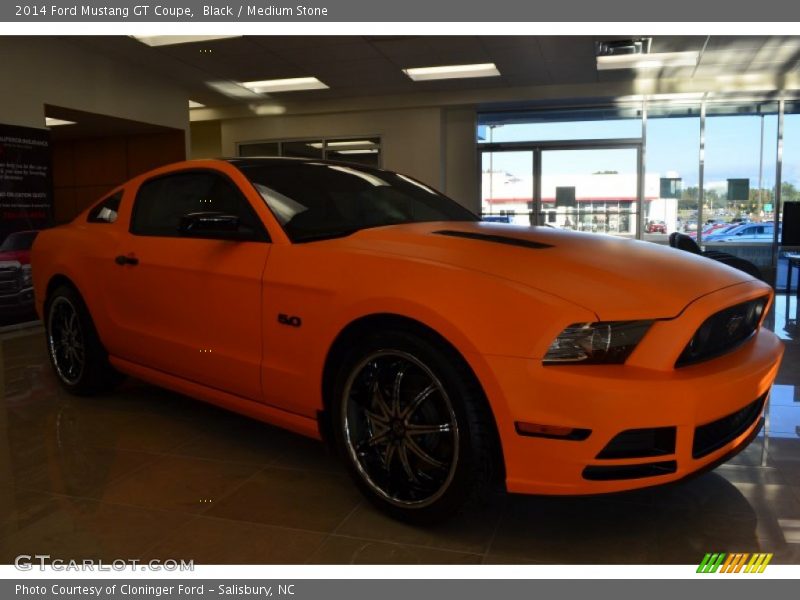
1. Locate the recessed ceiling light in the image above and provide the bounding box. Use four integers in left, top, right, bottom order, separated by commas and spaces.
131, 35, 241, 47
188, 100, 205, 109
45, 117, 76, 127
241, 77, 328, 94
597, 51, 699, 71
403, 63, 500, 81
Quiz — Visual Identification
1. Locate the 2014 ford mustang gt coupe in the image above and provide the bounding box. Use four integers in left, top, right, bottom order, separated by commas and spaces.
32, 158, 784, 521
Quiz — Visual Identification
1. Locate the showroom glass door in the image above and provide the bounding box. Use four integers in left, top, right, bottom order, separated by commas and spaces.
539, 146, 642, 238
480, 150, 534, 226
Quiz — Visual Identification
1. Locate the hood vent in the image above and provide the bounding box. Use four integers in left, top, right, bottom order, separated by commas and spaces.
433, 230, 553, 249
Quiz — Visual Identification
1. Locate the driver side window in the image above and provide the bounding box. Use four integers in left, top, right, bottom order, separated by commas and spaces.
130, 171, 266, 240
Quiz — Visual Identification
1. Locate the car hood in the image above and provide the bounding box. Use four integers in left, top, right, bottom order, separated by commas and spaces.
338, 221, 755, 320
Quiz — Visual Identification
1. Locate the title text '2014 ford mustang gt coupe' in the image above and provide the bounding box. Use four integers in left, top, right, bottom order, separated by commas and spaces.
31, 158, 784, 522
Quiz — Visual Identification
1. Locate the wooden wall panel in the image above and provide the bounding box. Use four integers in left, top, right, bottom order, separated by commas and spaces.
73, 138, 128, 187
127, 130, 185, 177
52, 129, 185, 223
52, 187, 76, 225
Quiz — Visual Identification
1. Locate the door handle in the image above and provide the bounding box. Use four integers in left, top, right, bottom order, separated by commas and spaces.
114, 255, 139, 266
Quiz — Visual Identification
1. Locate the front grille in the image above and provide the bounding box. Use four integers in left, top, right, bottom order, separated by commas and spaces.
0, 280, 19, 294
0, 266, 20, 294
596, 427, 676, 459
692, 393, 767, 459
676, 297, 767, 368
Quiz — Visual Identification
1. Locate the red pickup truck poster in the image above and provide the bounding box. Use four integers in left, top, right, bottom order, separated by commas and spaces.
0, 123, 53, 323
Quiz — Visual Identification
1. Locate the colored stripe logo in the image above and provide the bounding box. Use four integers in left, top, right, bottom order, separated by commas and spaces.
697, 552, 773, 573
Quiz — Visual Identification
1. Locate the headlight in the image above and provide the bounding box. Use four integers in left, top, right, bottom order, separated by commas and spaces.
543, 320, 653, 365
20, 264, 32, 287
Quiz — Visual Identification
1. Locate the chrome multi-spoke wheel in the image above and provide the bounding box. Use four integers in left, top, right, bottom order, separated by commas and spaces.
341, 350, 460, 508
45, 285, 123, 395
47, 296, 86, 385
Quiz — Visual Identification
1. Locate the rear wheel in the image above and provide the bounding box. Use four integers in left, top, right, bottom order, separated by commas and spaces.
45, 285, 123, 395
332, 329, 498, 523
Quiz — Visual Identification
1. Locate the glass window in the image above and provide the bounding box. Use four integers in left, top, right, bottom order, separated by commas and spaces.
702, 102, 778, 279
478, 106, 642, 143
541, 148, 639, 237
237, 162, 476, 243
282, 141, 323, 159
480, 151, 533, 226
131, 171, 264, 239
87, 191, 123, 224
777, 102, 800, 293
238, 137, 382, 167
324, 138, 381, 167
238, 142, 280, 157
645, 102, 701, 241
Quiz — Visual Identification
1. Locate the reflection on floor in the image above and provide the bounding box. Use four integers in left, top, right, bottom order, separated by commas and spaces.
1, 300, 799, 565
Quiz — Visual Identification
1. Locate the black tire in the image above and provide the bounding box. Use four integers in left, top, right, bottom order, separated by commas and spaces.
44, 284, 124, 396
330, 328, 500, 523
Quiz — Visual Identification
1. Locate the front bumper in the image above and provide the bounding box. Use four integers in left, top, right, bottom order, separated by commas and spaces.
0, 286, 35, 313
478, 283, 784, 496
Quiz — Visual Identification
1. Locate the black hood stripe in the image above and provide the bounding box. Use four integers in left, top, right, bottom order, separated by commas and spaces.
433, 230, 553, 249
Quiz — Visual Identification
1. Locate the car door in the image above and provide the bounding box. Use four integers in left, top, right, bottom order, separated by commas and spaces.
103, 169, 270, 401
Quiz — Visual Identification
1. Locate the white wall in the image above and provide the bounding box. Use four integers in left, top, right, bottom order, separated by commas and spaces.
221, 107, 442, 189
0, 37, 188, 135
216, 106, 480, 213
443, 108, 479, 212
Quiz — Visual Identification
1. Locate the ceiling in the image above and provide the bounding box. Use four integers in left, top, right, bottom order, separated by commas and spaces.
64, 35, 800, 109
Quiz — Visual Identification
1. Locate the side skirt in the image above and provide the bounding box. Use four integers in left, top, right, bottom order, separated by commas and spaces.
109, 356, 322, 440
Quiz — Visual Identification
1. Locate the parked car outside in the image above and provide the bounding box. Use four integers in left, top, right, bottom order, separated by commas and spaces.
711, 223, 777, 243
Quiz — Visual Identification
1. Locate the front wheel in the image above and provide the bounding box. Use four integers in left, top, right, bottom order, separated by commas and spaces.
45, 285, 123, 396
331, 330, 498, 523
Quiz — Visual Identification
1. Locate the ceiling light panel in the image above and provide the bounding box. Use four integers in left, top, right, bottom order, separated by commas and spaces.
597, 51, 699, 71
403, 63, 501, 81
45, 118, 76, 127
241, 77, 329, 93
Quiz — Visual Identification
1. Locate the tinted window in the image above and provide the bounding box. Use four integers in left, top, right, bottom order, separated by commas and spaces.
87, 191, 123, 224
131, 171, 266, 239
237, 162, 477, 242
0, 231, 38, 251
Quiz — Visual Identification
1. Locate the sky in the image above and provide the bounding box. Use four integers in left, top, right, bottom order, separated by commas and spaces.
479, 112, 800, 191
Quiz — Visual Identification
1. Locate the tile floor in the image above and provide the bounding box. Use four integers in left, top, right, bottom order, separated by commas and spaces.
1, 296, 799, 565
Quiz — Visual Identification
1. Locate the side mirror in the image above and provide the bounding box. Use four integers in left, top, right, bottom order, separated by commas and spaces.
179, 211, 247, 240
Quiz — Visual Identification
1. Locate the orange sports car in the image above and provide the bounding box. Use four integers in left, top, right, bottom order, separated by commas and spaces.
31, 158, 784, 522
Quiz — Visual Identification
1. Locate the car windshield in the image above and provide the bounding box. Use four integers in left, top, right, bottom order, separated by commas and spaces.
0, 231, 38, 251
236, 161, 478, 242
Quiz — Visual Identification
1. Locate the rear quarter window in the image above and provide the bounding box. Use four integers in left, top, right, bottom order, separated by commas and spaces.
87, 191, 123, 224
